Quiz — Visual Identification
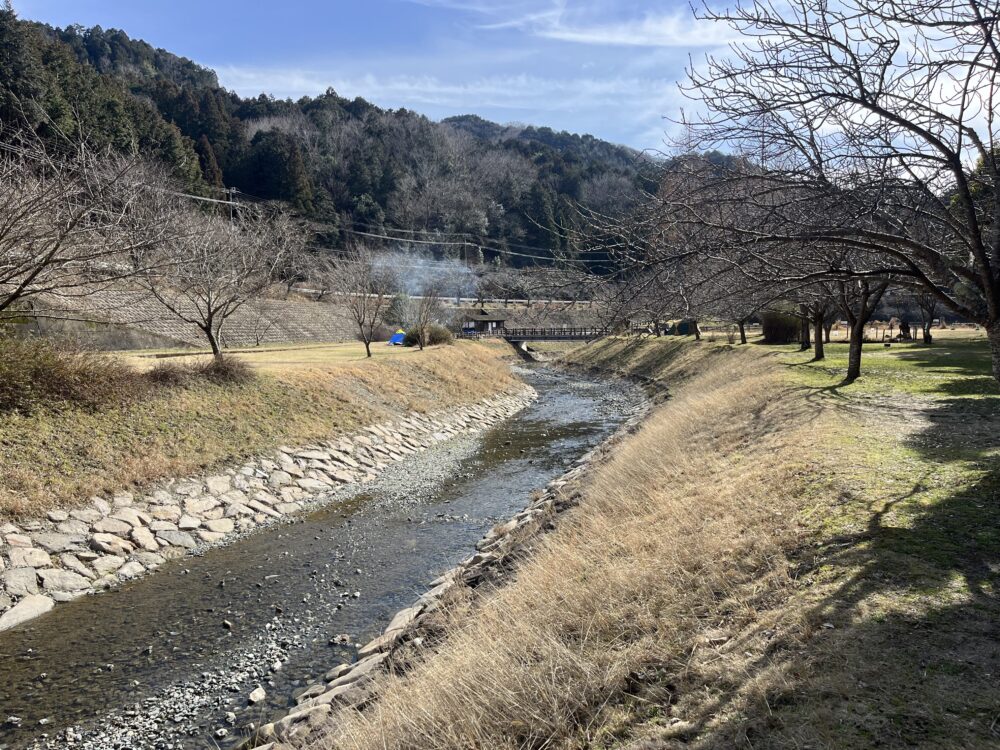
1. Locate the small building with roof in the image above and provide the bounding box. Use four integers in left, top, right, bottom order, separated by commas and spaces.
459, 307, 508, 334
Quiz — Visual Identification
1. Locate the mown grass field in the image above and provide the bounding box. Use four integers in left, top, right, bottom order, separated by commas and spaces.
121, 340, 416, 373
0, 340, 515, 520
299, 330, 1000, 750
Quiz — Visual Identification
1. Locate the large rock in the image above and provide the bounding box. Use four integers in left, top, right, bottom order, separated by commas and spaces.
177, 515, 202, 530
92, 518, 132, 536
92, 556, 126, 576
3, 568, 39, 597
8, 547, 52, 569
57, 519, 91, 536
295, 478, 330, 493
69, 509, 101, 524
59, 554, 96, 581
246, 499, 281, 518
130, 526, 159, 552
4, 533, 32, 547
205, 475, 232, 495
197, 530, 226, 544
202, 518, 234, 534
224, 503, 255, 518
31, 533, 82, 553
173, 482, 203, 497
133, 551, 165, 569
37, 568, 91, 593
0, 595, 54, 632
90, 533, 134, 556
156, 530, 197, 549
252, 491, 281, 507
150, 505, 182, 522
184, 497, 218, 515
117, 561, 145, 579
111, 508, 149, 528
46, 510, 69, 523
267, 471, 292, 488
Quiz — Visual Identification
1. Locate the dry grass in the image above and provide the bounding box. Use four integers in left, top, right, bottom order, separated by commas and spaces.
297, 332, 1000, 750
0, 340, 515, 520
299, 342, 823, 750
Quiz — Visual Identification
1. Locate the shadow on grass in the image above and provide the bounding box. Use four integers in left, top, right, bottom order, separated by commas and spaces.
632, 344, 1000, 748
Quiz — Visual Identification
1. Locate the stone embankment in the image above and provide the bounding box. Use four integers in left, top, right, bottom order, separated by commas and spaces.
0, 386, 537, 633
248, 393, 651, 748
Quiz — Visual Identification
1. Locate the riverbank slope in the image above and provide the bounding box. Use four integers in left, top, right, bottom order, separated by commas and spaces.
294, 331, 1000, 750
0, 340, 516, 520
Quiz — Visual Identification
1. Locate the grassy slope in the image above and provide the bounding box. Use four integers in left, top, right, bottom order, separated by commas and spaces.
0, 341, 515, 520
299, 331, 1000, 750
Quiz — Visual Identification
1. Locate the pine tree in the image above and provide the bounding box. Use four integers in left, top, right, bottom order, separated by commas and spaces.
196, 134, 224, 187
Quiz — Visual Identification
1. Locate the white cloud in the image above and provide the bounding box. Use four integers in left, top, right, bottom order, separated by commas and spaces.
404, 0, 735, 47
215, 65, 684, 147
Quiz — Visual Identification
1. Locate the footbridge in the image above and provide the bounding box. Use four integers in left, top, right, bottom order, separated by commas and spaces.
459, 327, 609, 343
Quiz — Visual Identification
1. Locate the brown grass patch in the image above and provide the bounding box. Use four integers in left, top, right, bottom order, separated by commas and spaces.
0, 340, 516, 520
295, 335, 1000, 750
297, 342, 826, 750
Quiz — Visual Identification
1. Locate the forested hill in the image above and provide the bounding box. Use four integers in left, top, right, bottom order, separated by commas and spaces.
0, 11, 652, 264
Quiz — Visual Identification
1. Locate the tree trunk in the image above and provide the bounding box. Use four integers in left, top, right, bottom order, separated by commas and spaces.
692, 321, 701, 341
824, 321, 833, 343
738, 320, 747, 345
846, 319, 865, 380
922, 324, 933, 344
364, 339, 372, 358
988, 323, 1000, 385
813, 308, 825, 361
799, 308, 811, 351
203, 324, 223, 360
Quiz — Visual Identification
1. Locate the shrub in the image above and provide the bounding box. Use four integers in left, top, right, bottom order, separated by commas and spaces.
0, 334, 142, 413
148, 356, 255, 386
760, 311, 801, 344
191, 356, 256, 384
403, 324, 454, 347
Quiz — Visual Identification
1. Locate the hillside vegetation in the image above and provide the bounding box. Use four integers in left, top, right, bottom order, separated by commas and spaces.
0, 8, 649, 264
0, 340, 515, 520
297, 331, 1000, 750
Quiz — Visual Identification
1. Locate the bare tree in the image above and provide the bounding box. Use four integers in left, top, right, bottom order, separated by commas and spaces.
414, 280, 443, 350
913, 289, 940, 345
0, 132, 178, 321
139, 207, 304, 359
675, 0, 1000, 382
325, 245, 398, 357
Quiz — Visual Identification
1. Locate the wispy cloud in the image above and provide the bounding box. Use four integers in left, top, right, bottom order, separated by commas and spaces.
405, 0, 734, 47
216, 64, 684, 146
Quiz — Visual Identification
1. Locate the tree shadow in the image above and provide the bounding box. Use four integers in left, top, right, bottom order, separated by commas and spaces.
630, 354, 1000, 748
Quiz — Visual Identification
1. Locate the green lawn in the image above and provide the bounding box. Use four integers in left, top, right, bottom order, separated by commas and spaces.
774, 328, 997, 397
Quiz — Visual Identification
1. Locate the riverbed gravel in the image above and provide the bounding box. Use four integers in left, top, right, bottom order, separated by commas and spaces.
7, 367, 643, 750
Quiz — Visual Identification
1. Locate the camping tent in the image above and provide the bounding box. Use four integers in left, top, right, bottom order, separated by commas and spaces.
388, 329, 406, 346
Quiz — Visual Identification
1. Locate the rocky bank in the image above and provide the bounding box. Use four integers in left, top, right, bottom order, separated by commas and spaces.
0, 386, 537, 634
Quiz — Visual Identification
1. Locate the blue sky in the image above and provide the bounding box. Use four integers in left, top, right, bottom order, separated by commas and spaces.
13, 1, 733, 149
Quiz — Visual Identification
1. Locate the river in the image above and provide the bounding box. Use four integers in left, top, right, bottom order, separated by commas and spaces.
0, 365, 641, 750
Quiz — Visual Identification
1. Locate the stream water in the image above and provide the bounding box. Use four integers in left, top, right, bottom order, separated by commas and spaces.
0, 366, 641, 750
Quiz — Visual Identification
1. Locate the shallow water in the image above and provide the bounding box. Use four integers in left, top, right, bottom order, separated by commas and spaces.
0, 366, 639, 749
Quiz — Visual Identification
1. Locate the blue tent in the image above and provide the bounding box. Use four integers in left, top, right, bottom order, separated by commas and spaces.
388, 330, 406, 346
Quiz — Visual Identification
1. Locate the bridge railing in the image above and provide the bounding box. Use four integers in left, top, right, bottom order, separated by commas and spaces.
501, 327, 610, 340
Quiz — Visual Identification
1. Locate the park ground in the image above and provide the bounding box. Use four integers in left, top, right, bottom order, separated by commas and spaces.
0, 339, 515, 520
300, 328, 1000, 750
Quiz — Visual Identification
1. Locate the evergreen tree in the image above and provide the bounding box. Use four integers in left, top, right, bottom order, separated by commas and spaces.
196, 134, 224, 187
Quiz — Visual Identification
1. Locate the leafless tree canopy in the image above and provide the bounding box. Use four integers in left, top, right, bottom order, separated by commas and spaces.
0, 132, 180, 321
672, 0, 1000, 378
138, 207, 305, 358
319, 245, 399, 357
